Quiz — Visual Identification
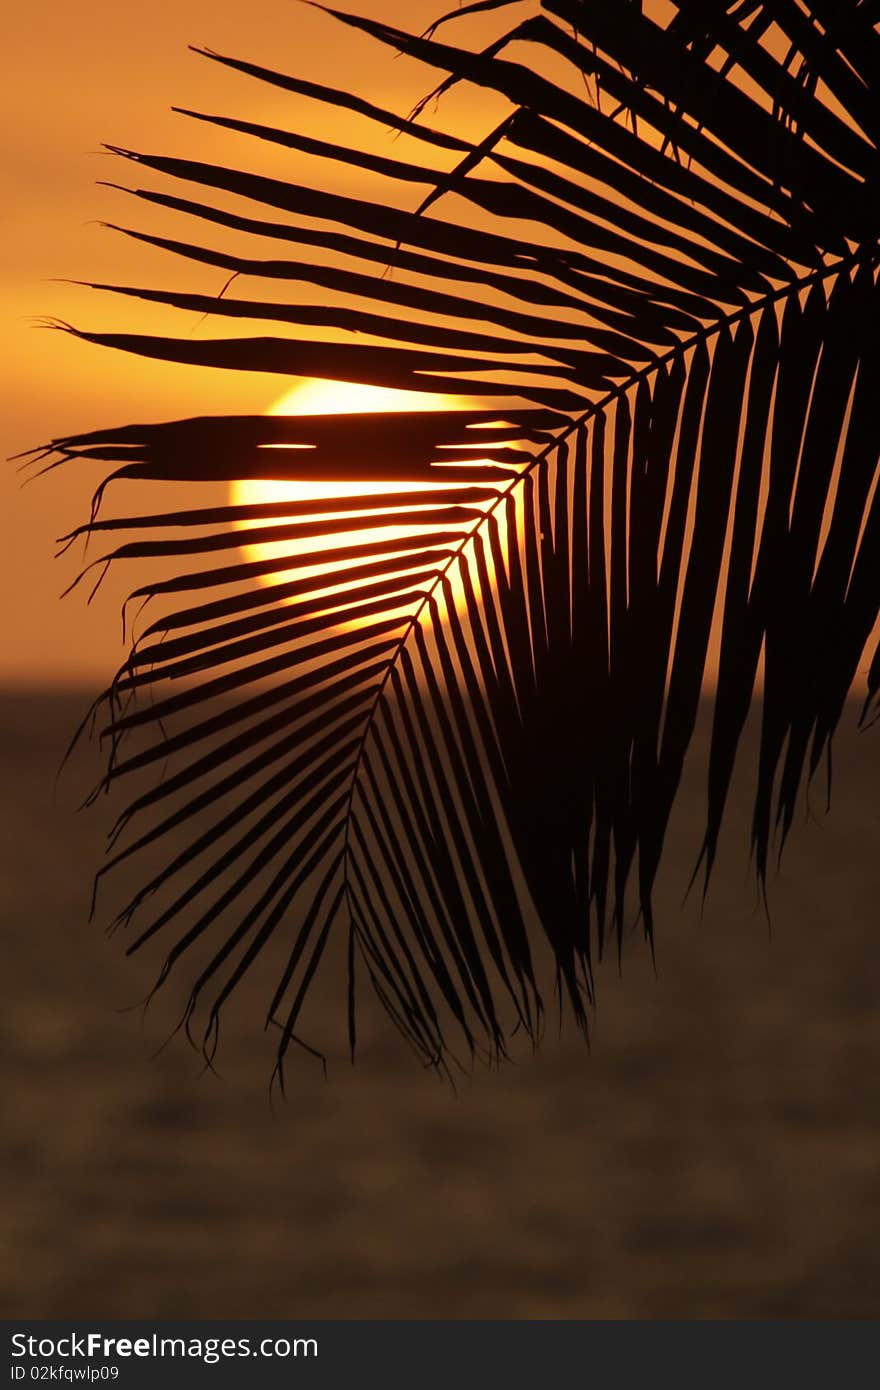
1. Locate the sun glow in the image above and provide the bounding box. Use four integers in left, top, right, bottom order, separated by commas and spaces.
230, 379, 506, 621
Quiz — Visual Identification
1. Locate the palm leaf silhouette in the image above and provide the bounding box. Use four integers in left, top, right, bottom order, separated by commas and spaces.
33, 0, 879, 1082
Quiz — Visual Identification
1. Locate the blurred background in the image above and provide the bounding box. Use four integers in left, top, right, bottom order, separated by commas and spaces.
3, 1, 878, 1320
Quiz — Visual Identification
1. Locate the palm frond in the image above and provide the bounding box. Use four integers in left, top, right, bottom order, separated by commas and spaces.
33, 0, 879, 1082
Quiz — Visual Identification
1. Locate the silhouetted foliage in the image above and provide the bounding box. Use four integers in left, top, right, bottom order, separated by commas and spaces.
30, 1, 879, 1082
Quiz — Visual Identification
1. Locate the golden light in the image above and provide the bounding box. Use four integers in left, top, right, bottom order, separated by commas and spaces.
230, 379, 506, 622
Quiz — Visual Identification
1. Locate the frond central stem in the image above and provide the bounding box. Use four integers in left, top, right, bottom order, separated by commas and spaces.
336, 242, 874, 918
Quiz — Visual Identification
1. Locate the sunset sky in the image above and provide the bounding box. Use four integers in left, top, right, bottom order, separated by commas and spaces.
4, 0, 495, 686
5, 2, 876, 695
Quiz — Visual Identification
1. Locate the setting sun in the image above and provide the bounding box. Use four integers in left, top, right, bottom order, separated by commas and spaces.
229, 379, 506, 620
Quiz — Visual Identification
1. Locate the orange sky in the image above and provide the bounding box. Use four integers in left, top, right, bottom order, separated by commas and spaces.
3, 0, 495, 687
5, 3, 876, 697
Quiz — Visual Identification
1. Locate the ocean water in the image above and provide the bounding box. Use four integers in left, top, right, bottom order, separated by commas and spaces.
2, 690, 878, 1318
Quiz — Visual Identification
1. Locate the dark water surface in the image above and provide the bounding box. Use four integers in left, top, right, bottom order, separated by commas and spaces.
2, 691, 877, 1318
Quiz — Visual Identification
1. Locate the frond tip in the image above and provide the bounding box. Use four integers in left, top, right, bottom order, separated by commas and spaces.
43, 0, 879, 1082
